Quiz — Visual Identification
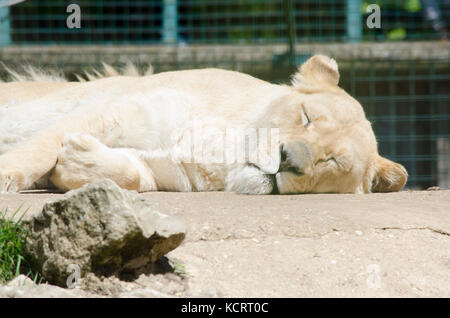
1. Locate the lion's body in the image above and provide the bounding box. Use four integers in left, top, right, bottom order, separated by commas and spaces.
0, 56, 408, 194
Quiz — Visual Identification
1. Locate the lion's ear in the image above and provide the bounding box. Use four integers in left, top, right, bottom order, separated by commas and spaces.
292, 55, 340, 91
371, 156, 408, 192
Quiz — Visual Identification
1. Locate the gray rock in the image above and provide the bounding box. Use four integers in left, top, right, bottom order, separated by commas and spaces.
22, 179, 186, 287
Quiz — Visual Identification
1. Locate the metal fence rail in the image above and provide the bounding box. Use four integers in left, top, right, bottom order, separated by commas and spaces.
1, 0, 449, 44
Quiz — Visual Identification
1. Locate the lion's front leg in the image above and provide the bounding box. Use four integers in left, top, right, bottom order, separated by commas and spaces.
0, 102, 135, 193
0, 133, 60, 193
49, 133, 157, 192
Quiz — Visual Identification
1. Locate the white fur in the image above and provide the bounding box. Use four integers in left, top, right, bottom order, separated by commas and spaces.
0, 56, 408, 194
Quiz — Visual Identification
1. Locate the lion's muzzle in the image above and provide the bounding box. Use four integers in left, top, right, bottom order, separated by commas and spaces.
278, 141, 312, 175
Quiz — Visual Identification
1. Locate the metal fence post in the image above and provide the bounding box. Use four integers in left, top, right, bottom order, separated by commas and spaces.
0, 6, 12, 46
283, 0, 296, 67
346, 0, 362, 42
162, 0, 178, 44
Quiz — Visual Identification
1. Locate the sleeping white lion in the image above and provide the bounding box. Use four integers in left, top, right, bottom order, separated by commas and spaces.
0, 55, 407, 194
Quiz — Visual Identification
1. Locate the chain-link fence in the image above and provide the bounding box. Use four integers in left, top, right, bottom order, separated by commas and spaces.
3, 0, 450, 44
0, 0, 449, 189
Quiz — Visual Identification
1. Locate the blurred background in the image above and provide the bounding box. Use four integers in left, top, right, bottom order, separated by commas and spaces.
0, 0, 449, 190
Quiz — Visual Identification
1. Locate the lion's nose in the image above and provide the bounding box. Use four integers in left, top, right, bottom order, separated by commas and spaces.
278, 142, 313, 175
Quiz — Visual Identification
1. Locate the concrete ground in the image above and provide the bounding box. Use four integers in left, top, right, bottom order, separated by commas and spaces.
1, 189, 449, 297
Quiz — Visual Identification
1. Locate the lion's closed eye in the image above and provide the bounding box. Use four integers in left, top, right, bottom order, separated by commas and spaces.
300, 108, 311, 128
316, 157, 337, 165
316, 157, 348, 171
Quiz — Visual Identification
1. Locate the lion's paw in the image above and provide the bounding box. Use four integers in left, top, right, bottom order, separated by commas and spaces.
51, 133, 112, 190
0, 167, 25, 193
226, 165, 274, 195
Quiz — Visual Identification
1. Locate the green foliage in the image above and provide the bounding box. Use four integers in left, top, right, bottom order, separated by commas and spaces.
169, 258, 188, 278
0, 206, 35, 284
364, 0, 421, 11
387, 28, 407, 40
404, 0, 422, 13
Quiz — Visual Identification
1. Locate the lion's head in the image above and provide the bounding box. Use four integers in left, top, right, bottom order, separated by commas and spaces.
250, 55, 408, 194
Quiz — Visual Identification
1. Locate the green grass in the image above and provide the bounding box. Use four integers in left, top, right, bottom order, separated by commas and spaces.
0, 206, 40, 284
169, 258, 188, 279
